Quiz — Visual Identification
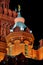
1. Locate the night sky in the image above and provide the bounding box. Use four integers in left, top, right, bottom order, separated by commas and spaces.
9, 0, 43, 48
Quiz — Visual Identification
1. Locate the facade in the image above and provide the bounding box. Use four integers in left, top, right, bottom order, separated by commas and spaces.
0, 0, 43, 62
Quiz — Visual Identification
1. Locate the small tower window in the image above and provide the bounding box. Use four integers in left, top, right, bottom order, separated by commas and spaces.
25, 44, 28, 56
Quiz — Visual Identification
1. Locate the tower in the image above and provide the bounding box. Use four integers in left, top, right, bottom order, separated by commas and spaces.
6, 5, 34, 58
0, 0, 17, 42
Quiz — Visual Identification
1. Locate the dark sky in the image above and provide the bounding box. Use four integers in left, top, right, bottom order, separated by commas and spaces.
9, 0, 43, 47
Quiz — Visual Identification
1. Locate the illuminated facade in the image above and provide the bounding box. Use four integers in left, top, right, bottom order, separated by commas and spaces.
0, 0, 43, 62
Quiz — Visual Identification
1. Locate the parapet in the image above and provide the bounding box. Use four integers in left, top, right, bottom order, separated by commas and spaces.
0, 7, 17, 18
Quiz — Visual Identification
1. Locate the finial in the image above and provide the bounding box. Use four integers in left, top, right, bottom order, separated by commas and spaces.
18, 5, 21, 12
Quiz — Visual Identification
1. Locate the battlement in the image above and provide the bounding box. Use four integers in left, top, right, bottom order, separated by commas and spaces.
0, 7, 17, 19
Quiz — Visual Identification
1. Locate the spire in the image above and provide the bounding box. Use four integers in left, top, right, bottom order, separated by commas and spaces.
14, 5, 25, 23
18, 5, 21, 12
17, 5, 21, 17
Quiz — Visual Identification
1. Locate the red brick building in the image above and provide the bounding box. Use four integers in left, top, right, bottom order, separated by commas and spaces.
0, 0, 43, 63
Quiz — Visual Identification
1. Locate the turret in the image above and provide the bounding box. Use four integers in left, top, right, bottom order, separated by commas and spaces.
10, 5, 32, 33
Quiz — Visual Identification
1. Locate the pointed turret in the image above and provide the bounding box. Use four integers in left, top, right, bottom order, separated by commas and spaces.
10, 5, 32, 33
10, 5, 26, 32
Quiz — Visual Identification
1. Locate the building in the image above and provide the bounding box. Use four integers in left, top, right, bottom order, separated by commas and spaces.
0, 0, 43, 63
